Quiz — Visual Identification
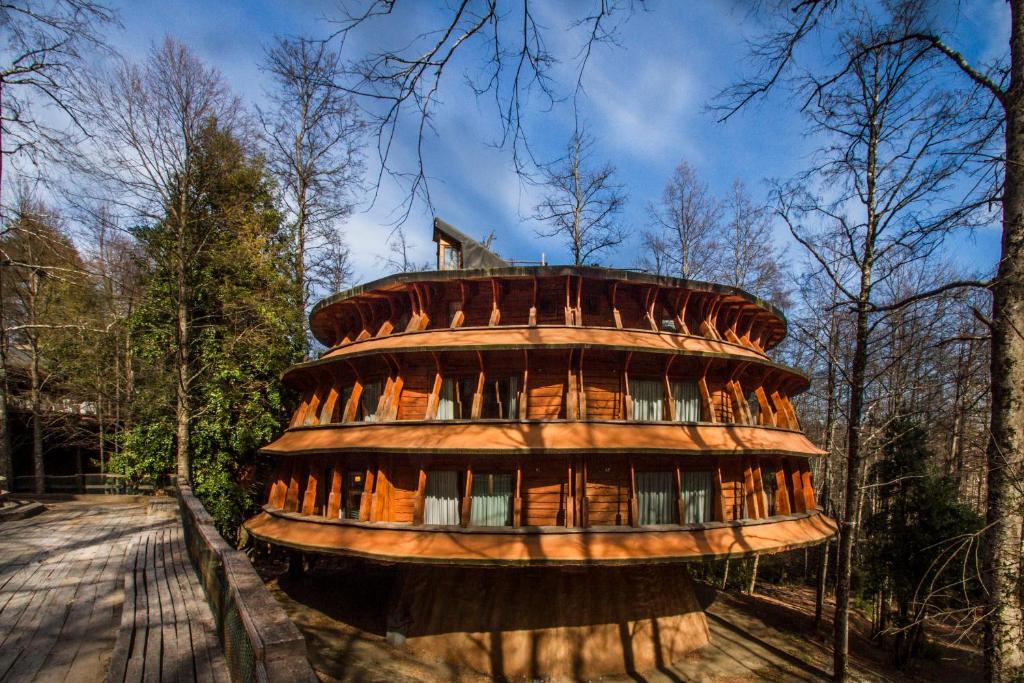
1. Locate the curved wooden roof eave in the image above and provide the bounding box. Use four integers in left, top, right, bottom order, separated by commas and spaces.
243, 508, 838, 566
308, 265, 789, 346
260, 420, 828, 458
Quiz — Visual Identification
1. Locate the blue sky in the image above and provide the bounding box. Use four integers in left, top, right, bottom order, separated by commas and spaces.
108, 0, 1006, 288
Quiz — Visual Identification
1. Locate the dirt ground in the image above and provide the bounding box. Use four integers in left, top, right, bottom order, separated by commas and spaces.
256, 556, 981, 682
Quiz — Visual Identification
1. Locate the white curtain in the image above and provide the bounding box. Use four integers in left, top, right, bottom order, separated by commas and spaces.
630, 379, 664, 421
636, 471, 675, 524
502, 377, 519, 419
470, 473, 513, 526
436, 378, 455, 420
672, 381, 701, 422
424, 471, 460, 525
361, 381, 382, 422
681, 471, 713, 524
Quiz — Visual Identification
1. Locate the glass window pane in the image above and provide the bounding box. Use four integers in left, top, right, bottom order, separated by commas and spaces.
470, 473, 513, 526
344, 470, 364, 519
360, 381, 382, 422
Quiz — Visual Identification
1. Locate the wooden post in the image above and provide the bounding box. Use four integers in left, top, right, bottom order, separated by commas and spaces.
698, 375, 716, 423
751, 460, 768, 518
284, 459, 304, 512
359, 466, 375, 521
742, 459, 758, 519
713, 465, 726, 522
629, 459, 639, 527
566, 350, 580, 421
675, 465, 686, 525
489, 278, 501, 326
326, 467, 343, 519
800, 461, 817, 510
775, 464, 791, 516
461, 464, 474, 527
610, 281, 622, 328
789, 458, 807, 513
579, 457, 588, 528
528, 277, 537, 327
770, 391, 792, 429
413, 464, 427, 525
301, 457, 320, 515
754, 386, 776, 427
514, 460, 522, 527
269, 459, 292, 509
343, 379, 364, 423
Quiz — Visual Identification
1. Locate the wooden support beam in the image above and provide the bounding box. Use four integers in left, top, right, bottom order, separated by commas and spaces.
754, 386, 776, 427
800, 461, 816, 510
529, 277, 537, 326
579, 457, 588, 528
575, 275, 583, 326
623, 352, 634, 420
301, 457, 320, 515
461, 464, 473, 527
751, 460, 768, 518
519, 350, 529, 420
742, 459, 758, 519
770, 391, 792, 429
610, 281, 622, 328
629, 458, 639, 527
698, 361, 716, 423
488, 278, 501, 326
326, 467, 343, 519
645, 285, 660, 331
566, 349, 580, 420
782, 395, 800, 430
472, 352, 484, 419
413, 464, 427, 526
676, 290, 692, 334
577, 348, 587, 419
774, 463, 791, 516
566, 460, 576, 527
270, 459, 292, 509
514, 460, 522, 527
284, 459, 304, 512
713, 465, 726, 522
359, 466, 375, 521
675, 465, 686, 525
789, 459, 806, 513
663, 355, 676, 421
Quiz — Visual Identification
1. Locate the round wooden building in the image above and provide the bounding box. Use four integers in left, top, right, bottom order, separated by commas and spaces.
244, 218, 836, 677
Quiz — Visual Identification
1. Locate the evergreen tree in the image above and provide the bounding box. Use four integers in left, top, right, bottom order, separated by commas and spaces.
115, 120, 301, 537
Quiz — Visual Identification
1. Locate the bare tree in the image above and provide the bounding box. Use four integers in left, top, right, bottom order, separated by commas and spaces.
259, 36, 364, 347
772, 26, 988, 680
718, 3, 1019, 675
532, 124, 626, 266
0, 0, 116, 205
383, 226, 431, 274
324, 1, 640, 218
639, 160, 721, 279
74, 37, 240, 484
717, 179, 790, 307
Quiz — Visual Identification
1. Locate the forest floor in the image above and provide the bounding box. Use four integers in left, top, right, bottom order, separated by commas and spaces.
257, 556, 981, 682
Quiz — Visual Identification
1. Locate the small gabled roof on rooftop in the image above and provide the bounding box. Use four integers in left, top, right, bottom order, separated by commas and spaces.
433, 217, 509, 269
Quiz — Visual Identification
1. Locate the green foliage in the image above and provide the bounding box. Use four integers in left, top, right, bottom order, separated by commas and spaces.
861, 414, 983, 665
114, 119, 302, 539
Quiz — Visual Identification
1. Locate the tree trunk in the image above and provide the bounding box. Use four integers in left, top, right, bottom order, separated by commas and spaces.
748, 554, 760, 595
175, 253, 190, 484
30, 338, 44, 494
983, 3, 1024, 677
815, 536, 830, 628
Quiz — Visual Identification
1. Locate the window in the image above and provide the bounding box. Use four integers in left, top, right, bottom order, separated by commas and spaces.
343, 470, 364, 520
442, 244, 461, 270
630, 379, 664, 421
671, 381, 701, 422
359, 381, 383, 422
470, 473, 513, 526
636, 471, 675, 525
436, 378, 456, 420
318, 385, 351, 424
680, 471, 713, 524
481, 376, 519, 419
423, 471, 460, 525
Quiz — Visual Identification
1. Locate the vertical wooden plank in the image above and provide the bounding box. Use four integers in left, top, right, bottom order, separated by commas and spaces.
489, 278, 501, 326
359, 465, 375, 521
675, 465, 686, 525
698, 376, 716, 423
742, 459, 758, 519
770, 391, 792, 429
800, 461, 817, 510
579, 458, 588, 528
461, 464, 474, 528
774, 464, 791, 516
514, 460, 523, 527
754, 386, 776, 427
343, 379, 364, 423
789, 458, 807, 513
413, 464, 427, 526
425, 371, 443, 420
565, 459, 575, 527
301, 457, 320, 515
783, 396, 801, 430
326, 467, 343, 519
284, 459, 304, 512
565, 350, 580, 420
751, 460, 768, 518
629, 459, 639, 527
270, 459, 292, 509
713, 465, 726, 522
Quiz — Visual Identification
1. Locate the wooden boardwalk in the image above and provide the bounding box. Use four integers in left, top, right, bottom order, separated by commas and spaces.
0, 502, 230, 682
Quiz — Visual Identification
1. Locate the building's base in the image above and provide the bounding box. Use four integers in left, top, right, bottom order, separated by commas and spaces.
386, 562, 710, 679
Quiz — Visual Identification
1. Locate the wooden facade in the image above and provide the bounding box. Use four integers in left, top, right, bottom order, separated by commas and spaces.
245, 264, 835, 565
